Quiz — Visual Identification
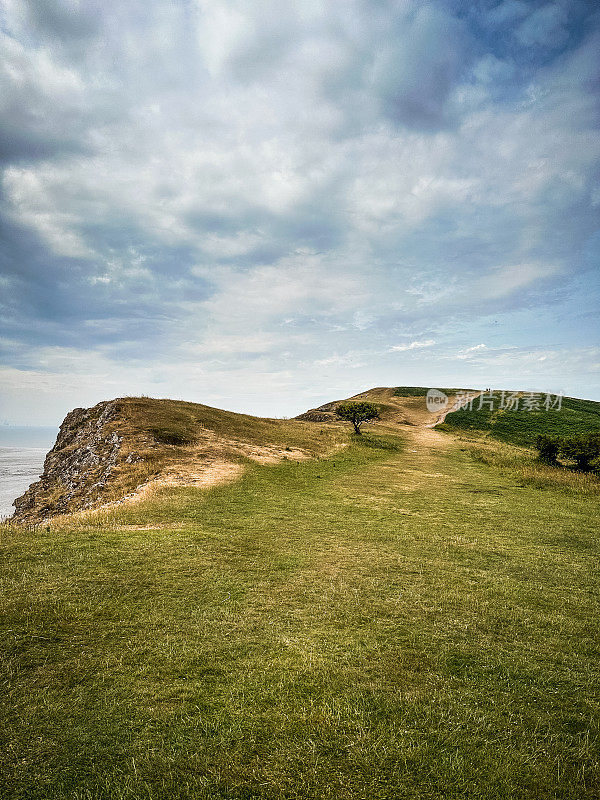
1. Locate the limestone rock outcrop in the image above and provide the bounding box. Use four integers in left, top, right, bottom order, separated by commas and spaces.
13, 401, 129, 523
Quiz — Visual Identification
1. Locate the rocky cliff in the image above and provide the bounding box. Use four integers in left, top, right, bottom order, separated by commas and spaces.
12, 400, 151, 523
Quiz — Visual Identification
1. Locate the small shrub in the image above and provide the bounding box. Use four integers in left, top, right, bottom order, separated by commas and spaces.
559, 432, 600, 471
149, 427, 195, 446
535, 434, 560, 463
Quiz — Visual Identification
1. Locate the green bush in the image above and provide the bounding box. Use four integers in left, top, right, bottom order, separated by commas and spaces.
535, 434, 560, 463
441, 393, 600, 447
559, 433, 600, 471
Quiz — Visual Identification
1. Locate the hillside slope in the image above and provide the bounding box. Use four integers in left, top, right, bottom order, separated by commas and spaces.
12, 386, 600, 523
298, 385, 600, 445
10, 387, 477, 523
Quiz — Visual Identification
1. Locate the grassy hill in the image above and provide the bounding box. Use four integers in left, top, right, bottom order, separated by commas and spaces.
2, 388, 600, 799
439, 392, 600, 446
12, 396, 345, 523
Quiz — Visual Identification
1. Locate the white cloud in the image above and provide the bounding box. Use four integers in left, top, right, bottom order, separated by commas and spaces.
456, 344, 487, 360
389, 339, 436, 352
314, 353, 367, 368
191, 252, 367, 334
477, 263, 562, 300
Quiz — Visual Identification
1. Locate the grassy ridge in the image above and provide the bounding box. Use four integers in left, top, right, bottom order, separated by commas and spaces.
1, 430, 599, 799
123, 396, 342, 453
439, 393, 600, 447
393, 386, 473, 397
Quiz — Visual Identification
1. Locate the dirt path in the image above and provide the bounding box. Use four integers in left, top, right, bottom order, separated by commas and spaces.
424, 392, 482, 428
376, 392, 482, 485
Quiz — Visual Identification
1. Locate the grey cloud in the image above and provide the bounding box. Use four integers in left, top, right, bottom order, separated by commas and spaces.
0, 123, 87, 163
484, 0, 531, 29
371, 4, 472, 130
0, 48, 93, 165
514, 2, 571, 49
23, 0, 101, 43
0, 206, 210, 355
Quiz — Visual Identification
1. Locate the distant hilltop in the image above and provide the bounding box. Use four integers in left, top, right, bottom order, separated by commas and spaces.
295, 386, 478, 426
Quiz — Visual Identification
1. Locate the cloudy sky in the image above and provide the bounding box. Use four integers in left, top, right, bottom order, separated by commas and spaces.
1, 0, 599, 426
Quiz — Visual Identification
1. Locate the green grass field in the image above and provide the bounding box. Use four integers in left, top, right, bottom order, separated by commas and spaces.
2, 418, 599, 799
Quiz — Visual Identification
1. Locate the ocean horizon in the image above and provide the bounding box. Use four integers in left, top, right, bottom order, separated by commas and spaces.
0, 428, 57, 520
0, 446, 49, 520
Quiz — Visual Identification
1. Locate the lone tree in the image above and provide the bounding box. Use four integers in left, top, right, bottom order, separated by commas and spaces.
335, 401, 380, 435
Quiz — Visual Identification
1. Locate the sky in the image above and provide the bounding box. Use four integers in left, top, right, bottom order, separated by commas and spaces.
0, 0, 599, 426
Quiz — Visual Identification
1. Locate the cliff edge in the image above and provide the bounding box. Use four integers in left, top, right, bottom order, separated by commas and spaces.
13, 400, 151, 523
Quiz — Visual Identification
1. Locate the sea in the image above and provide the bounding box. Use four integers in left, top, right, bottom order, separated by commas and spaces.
0, 427, 58, 521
